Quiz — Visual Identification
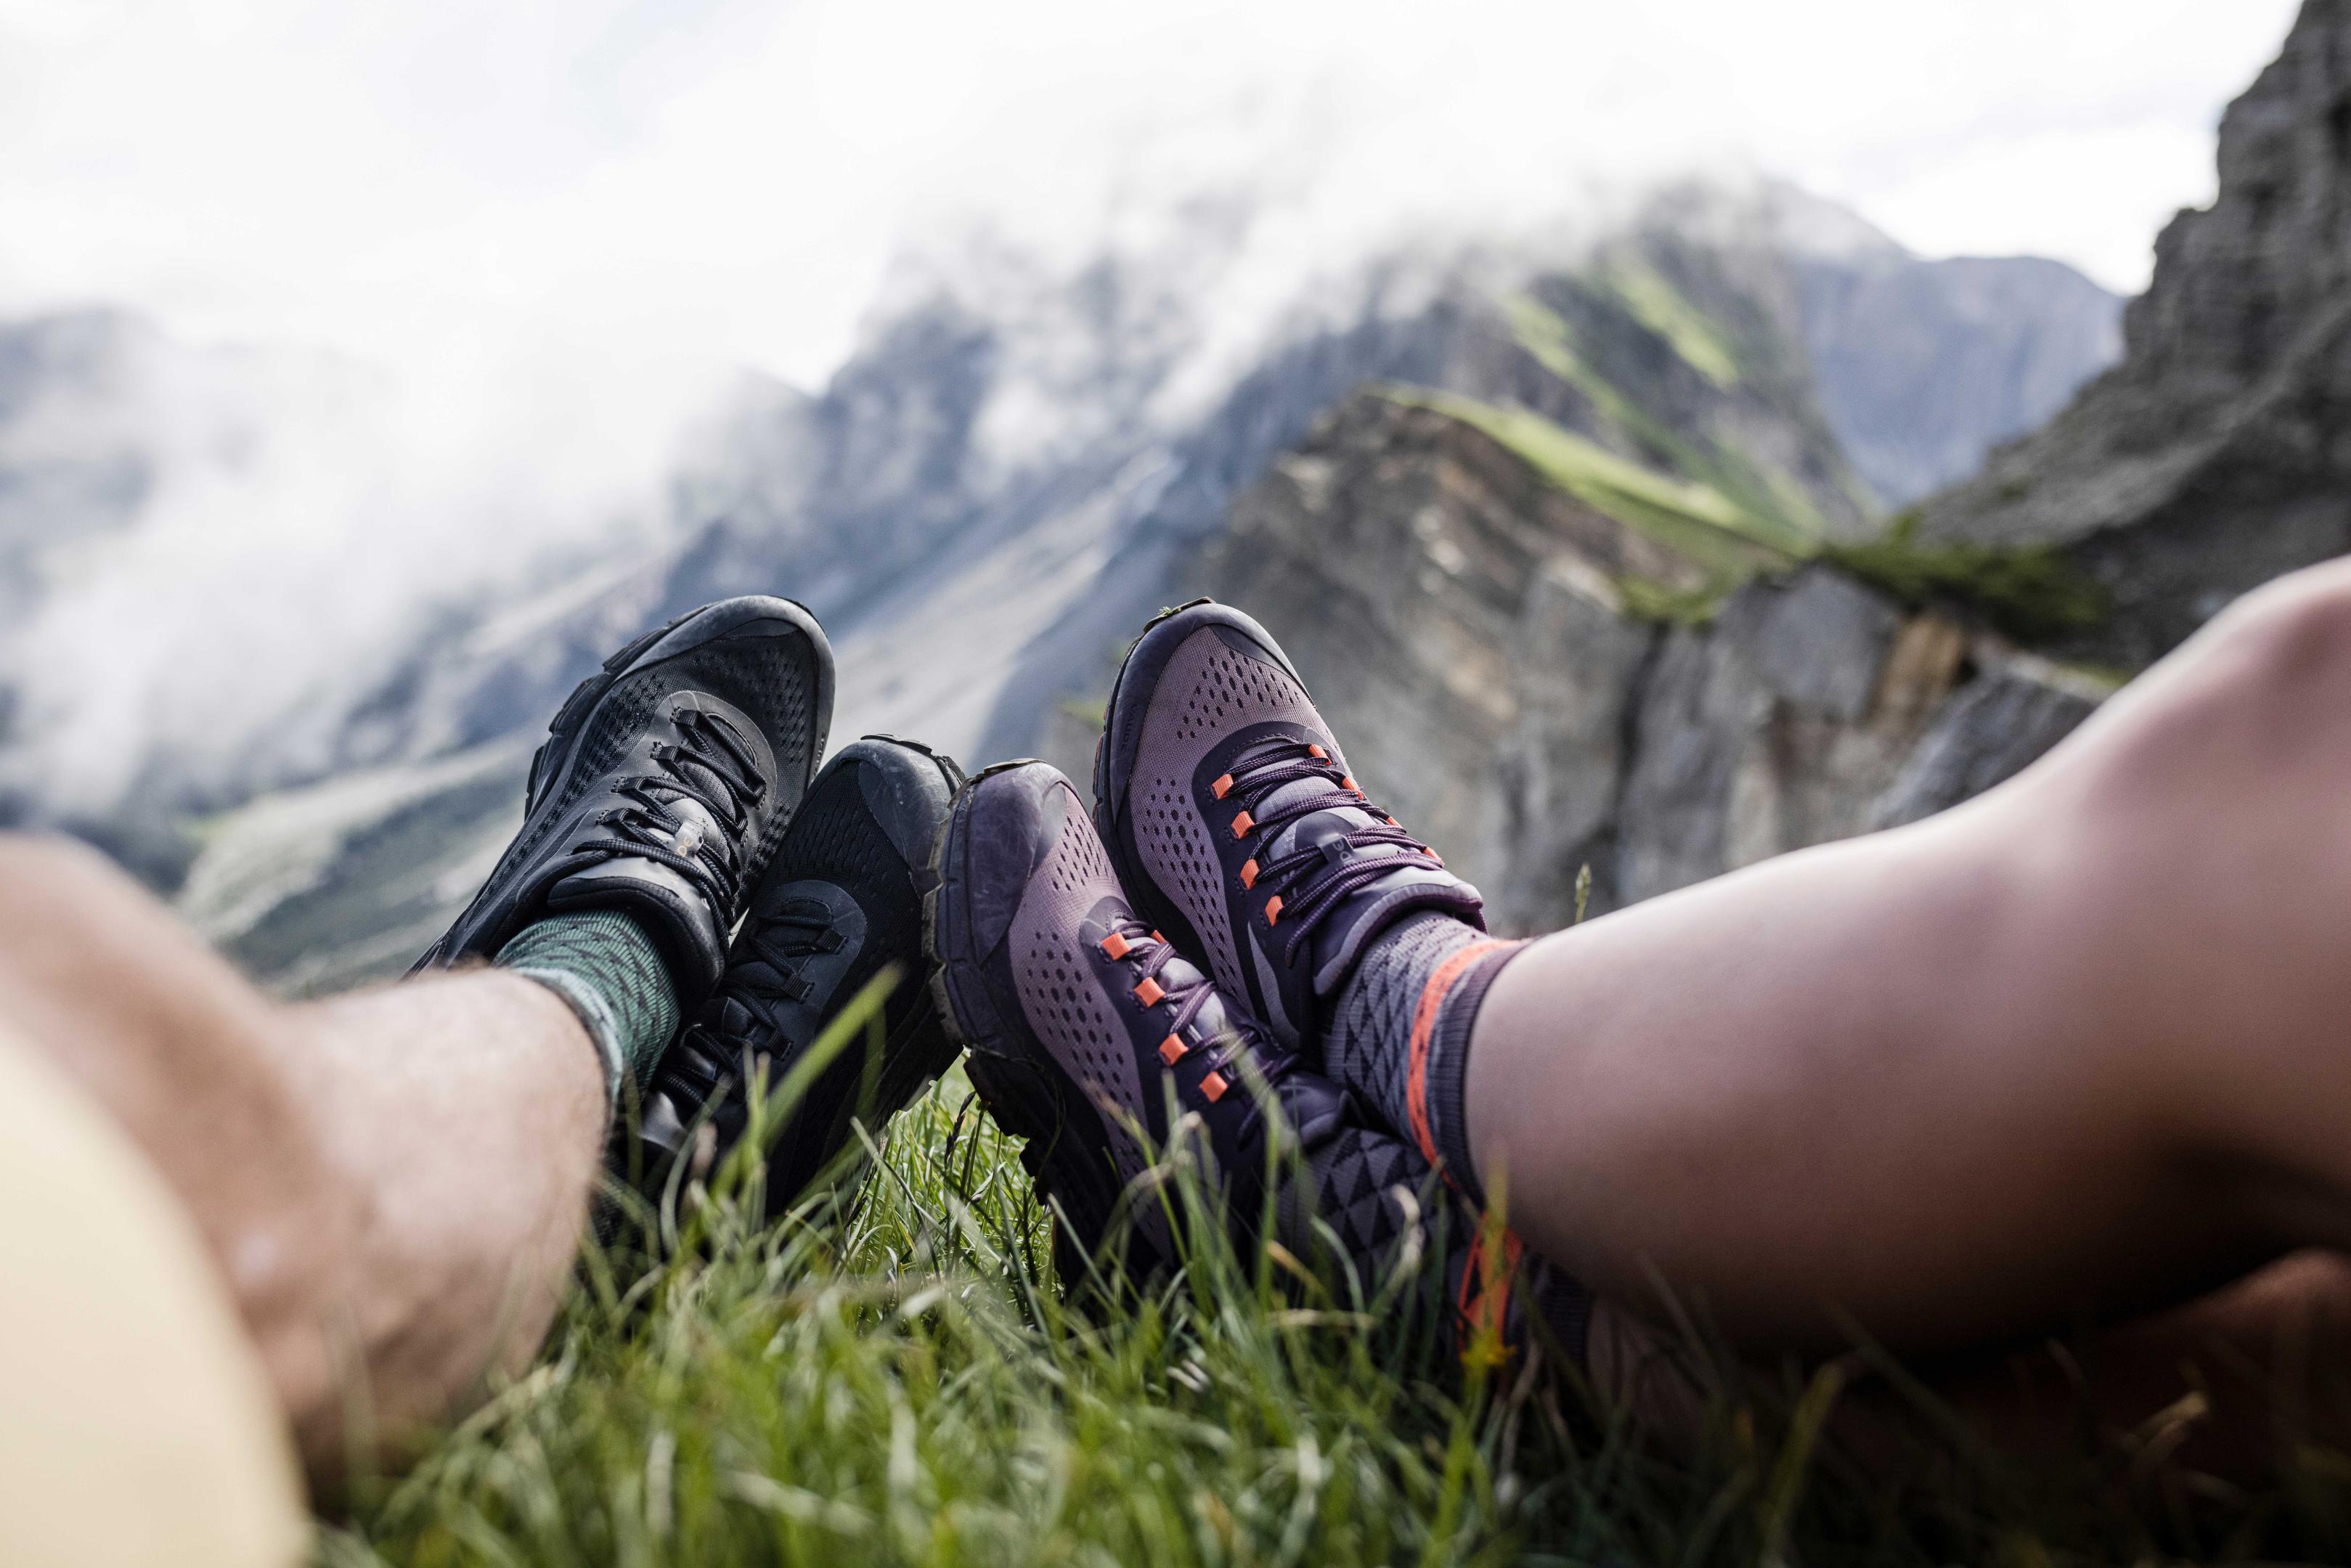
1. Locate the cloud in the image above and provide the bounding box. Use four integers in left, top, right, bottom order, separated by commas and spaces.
0, 0, 2301, 372
0, 0, 2305, 817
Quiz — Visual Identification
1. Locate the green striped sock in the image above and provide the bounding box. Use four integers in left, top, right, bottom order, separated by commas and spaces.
496, 911, 682, 1104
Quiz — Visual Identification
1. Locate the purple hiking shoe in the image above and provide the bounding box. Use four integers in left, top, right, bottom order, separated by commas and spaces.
930, 761, 1592, 1368
926, 761, 1346, 1280
1092, 599, 1486, 1054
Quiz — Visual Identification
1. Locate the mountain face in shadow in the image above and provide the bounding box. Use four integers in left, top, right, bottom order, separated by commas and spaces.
1776, 207, 2123, 507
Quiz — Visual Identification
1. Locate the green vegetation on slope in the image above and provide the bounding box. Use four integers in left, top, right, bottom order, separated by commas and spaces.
1500, 295, 1825, 552
323, 982, 2351, 1565
1826, 511, 2111, 644
1615, 575, 1729, 627
1382, 372, 2108, 644
1596, 256, 1745, 389
1379, 384, 1794, 583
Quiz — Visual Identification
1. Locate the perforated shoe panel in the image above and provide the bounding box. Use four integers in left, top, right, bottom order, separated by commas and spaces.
1128, 626, 1336, 1000
415, 596, 832, 1005
1006, 783, 1151, 1195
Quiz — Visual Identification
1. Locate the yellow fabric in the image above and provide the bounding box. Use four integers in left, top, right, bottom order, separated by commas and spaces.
0, 1024, 304, 1568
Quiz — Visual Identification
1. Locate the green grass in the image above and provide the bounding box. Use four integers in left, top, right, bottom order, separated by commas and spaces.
321, 987, 2351, 1566
1380, 380, 2110, 650
1615, 576, 1727, 628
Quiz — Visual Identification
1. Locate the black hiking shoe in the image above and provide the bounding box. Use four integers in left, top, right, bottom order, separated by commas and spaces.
633, 737, 966, 1216
926, 759, 1348, 1282
414, 597, 833, 1008
1093, 599, 1483, 1055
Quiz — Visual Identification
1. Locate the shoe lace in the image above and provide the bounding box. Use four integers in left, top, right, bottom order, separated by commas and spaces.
576, 706, 767, 918
1215, 738, 1445, 964
1100, 916, 1297, 1111
662, 903, 844, 1103
724, 905, 847, 1039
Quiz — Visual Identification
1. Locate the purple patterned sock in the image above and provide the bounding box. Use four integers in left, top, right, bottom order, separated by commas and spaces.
1319, 912, 1524, 1207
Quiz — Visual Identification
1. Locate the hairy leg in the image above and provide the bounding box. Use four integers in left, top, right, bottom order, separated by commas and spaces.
1470, 555, 2351, 1357
0, 835, 605, 1482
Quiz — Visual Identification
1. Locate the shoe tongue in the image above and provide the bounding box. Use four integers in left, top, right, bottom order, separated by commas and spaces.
1256, 779, 1425, 930
1184, 973, 1246, 1040
1080, 912, 1215, 993
1258, 779, 1393, 863
705, 991, 765, 1043
1250, 778, 1486, 997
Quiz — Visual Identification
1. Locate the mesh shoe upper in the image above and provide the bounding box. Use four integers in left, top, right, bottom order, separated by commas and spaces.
634, 737, 963, 1217
1095, 600, 1484, 1053
929, 761, 1345, 1278
415, 597, 833, 1007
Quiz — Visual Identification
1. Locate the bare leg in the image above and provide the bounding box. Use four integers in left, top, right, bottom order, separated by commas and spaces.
0, 835, 605, 1482
1470, 555, 2351, 1359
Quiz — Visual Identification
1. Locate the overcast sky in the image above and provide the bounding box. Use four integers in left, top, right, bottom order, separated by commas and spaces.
0, 0, 2307, 388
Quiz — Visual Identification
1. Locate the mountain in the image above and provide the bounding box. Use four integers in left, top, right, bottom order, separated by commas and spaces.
0, 311, 161, 612
1917, 0, 2351, 666
1767, 188, 2124, 508
115, 182, 2126, 988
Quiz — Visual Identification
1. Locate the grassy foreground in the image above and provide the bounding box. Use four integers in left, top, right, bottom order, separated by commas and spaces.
324, 996, 2351, 1566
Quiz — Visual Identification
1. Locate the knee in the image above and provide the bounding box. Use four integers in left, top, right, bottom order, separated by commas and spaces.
2018, 563, 2351, 850
2103, 563, 2351, 779
2194, 561, 2351, 709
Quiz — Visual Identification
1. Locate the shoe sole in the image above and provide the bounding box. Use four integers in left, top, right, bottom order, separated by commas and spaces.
416, 595, 835, 973
923, 760, 1130, 1283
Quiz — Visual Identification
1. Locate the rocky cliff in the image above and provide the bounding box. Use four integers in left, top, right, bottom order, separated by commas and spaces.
1919, 0, 2351, 666
1157, 394, 2101, 933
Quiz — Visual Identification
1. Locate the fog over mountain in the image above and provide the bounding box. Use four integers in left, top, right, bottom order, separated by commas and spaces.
0, 179, 2118, 874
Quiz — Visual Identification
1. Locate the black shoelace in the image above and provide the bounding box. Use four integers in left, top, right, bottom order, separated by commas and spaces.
576, 707, 767, 918
720, 905, 844, 1038
1101, 915, 1296, 1112
664, 903, 845, 1104
1217, 738, 1445, 964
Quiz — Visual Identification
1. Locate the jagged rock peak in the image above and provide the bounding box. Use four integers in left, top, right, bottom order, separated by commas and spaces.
1917, 1, 2351, 665
2136, 0, 2351, 393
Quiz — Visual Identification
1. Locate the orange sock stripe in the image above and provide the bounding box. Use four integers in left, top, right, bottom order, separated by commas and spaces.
1403, 937, 1508, 1173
